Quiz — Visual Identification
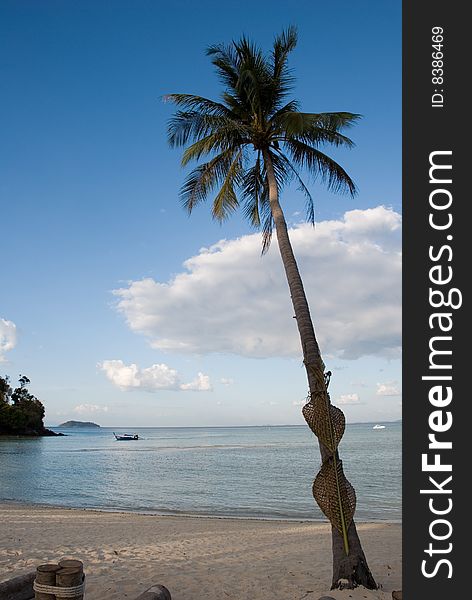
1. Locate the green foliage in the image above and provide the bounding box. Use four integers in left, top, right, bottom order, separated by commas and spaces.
167, 27, 360, 250
0, 375, 12, 403
0, 374, 46, 434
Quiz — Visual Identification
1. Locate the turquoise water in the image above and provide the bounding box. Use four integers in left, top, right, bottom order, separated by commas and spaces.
0, 423, 401, 521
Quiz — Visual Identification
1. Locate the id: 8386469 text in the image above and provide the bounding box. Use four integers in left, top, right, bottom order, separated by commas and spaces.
431, 26, 445, 108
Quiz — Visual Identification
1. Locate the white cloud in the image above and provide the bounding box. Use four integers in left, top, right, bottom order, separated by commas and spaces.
0, 319, 17, 362
337, 393, 360, 405
99, 360, 179, 390
292, 399, 306, 406
180, 372, 212, 391
74, 404, 109, 414
376, 382, 401, 396
220, 378, 234, 386
114, 206, 401, 360
98, 360, 211, 393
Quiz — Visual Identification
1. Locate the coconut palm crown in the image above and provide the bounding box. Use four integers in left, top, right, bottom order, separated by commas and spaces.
166, 26, 359, 251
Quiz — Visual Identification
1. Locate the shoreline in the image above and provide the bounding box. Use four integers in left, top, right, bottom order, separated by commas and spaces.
1, 498, 402, 525
1, 502, 401, 600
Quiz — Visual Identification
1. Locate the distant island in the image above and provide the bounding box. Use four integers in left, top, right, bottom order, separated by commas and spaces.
58, 420, 101, 429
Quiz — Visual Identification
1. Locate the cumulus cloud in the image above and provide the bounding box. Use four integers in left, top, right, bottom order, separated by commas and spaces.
114, 206, 401, 360
376, 382, 401, 396
99, 360, 179, 391
74, 404, 109, 414
180, 372, 212, 391
99, 360, 211, 392
337, 393, 361, 405
0, 319, 17, 362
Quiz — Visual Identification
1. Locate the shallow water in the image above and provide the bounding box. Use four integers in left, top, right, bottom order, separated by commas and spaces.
0, 423, 401, 521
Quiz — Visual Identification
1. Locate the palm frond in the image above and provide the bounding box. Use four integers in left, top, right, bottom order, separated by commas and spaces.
242, 152, 267, 227
221, 92, 247, 119
272, 26, 298, 76
269, 99, 300, 122
180, 149, 237, 213
212, 150, 244, 221
261, 204, 274, 255
181, 125, 249, 165
275, 151, 315, 224
284, 139, 357, 196
270, 26, 297, 107
235, 37, 274, 117
164, 94, 230, 116
168, 111, 233, 147
275, 112, 359, 147
168, 112, 251, 156
206, 43, 240, 90
240, 153, 273, 253
268, 149, 292, 191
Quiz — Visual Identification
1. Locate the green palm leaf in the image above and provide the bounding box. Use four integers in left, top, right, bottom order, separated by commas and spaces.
166, 27, 358, 248
284, 138, 357, 196
180, 149, 238, 213
212, 149, 244, 221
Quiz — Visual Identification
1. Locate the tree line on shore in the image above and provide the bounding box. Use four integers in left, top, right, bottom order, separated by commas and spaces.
0, 374, 56, 435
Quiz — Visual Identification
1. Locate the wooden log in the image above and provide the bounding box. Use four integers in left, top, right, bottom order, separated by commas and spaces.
134, 584, 172, 600
0, 571, 36, 600
55, 567, 83, 600
35, 564, 61, 600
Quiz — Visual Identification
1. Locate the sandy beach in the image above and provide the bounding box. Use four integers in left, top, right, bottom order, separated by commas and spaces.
0, 503, 401, 600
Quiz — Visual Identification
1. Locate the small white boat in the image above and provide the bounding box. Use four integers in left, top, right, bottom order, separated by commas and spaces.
113, 432, 139, 440
372, 424, 386, 430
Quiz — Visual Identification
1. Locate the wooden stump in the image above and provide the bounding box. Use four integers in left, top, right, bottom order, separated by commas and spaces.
35, 564, 61, 600
0, 571, 35, 600
134, 584, 172, 600
57, 560, 83, 573
56, 567, 83, 600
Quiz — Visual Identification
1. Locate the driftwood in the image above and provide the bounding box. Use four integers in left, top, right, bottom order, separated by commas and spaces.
134, 584, 172, 600
0, 572, 35, 600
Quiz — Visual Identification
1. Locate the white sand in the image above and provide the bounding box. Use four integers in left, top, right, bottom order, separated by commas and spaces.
0, 503, 401, 599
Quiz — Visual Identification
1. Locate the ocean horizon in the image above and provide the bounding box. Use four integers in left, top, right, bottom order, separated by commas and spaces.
0, 423, 401, 522
45, 421, 402, 428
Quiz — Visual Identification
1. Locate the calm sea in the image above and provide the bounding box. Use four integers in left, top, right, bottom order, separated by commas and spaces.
0, 423, 401, 521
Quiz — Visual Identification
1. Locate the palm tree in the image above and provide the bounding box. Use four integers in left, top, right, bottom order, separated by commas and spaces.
166, 27, 377, 590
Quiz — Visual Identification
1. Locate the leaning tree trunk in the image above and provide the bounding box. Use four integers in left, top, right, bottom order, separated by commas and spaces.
263, 150, 377, 590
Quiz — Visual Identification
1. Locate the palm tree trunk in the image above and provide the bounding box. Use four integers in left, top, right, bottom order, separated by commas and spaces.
263, 150, 377, 590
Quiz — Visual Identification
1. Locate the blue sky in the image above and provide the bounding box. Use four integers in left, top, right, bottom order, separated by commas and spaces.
1, 0, 401, 426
